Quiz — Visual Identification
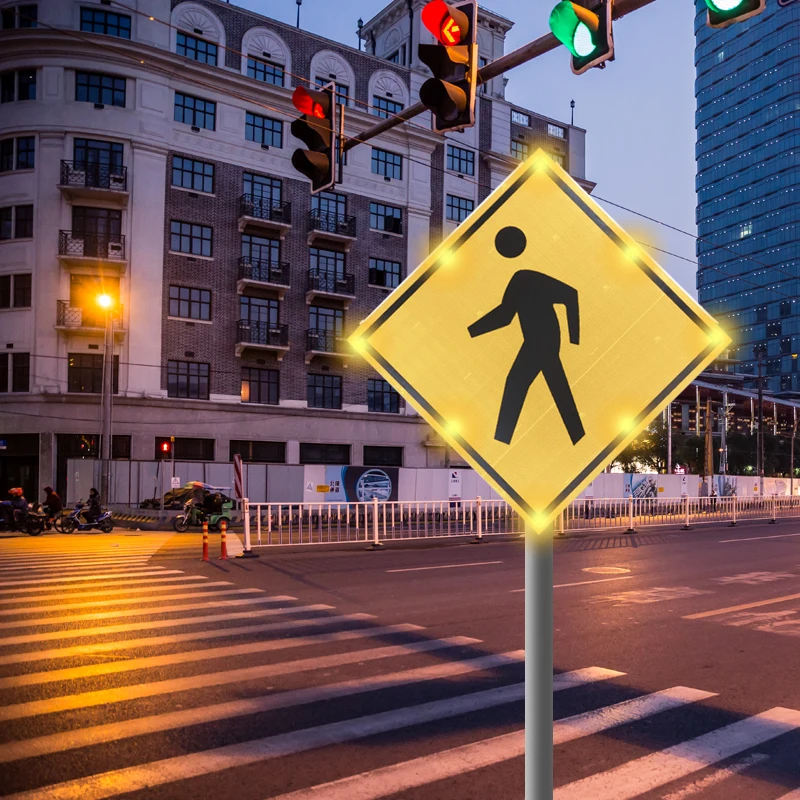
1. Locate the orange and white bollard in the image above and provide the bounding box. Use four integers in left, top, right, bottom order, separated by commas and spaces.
219, 519, 228, 560
202, 521, 209, 562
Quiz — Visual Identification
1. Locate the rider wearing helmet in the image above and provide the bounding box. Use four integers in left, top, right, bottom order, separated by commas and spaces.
84, 488, 102, 524
2, 488, 28, 529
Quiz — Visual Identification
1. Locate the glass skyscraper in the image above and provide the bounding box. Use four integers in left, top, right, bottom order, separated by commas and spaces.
695, 0, 800, 395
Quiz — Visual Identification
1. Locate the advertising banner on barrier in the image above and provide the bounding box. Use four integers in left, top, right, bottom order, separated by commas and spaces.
448, 470, 462, 500
624, 474, 658, 498
323, 466, 399, 503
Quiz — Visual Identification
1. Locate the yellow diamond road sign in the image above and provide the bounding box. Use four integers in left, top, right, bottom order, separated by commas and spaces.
350, 151, 730, 533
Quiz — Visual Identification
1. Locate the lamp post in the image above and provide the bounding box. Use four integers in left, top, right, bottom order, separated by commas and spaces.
97, 293, 114, 502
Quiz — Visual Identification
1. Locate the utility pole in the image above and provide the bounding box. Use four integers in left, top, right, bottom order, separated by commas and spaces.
666, 402, 672, 475
791, 406, 797, 498
99, 295, 114, 502
720, 390, 728, 476
757, 349, 764, 494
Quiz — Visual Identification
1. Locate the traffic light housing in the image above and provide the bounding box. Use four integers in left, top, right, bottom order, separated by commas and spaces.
157, 439, 172, 458
549, 1, 614, 75
704, 0, 765, 28
418, 0, 478, 134
290, 83, 336, 194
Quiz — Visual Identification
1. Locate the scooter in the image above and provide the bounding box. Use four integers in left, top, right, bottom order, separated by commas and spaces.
60, 502, 114, 534
0, 502, 45, 536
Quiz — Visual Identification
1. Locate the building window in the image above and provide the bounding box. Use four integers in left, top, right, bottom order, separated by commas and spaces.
242, 233, 280, 265
230, 439, 285, 463
307, 374, 342, 409
176, 32, 217, 65
755, 305, 768, 322
373, 95, 403, 119
243, 173, 281, 203
386, 45, 406, 65
0, 205, 33, 240
781, 375, 792, 392
168, 285, 211, 321
510, 139, 528, 161
1, 5, 38, 28
80, 6, 130, 38
739, 222, 752, 238
309, 305, 344, 336
155, 437, 214, 461
167, 360, 210, 399
446, 145, 475, 175
780, 301, 792, 318
240, 295, 278, 326
76, 71, 125, 107
369, 202, 402, 234
511, 109, 530, 126
241, 367, 279, 405
1, 69, 36, 102
548, 123, 565, 139
781, 337, 792, 355
548, 152, 565, 167
369, 258, 401, 289
446, 194, 473, 223
68, 353, 119, 394
172, 156, 214, 193
312, 190, 346, 218
0, 273, 31, 308
315, 77, 349, 105
372, 148, 402, 180
247, 56, 284, 86
74, 138, 123, 174
309, 248, 346, 281
245, 112, 282, 147
299, 442, 350, 465
170, 220, 212, 257
363, 445, 403, 467
478, 56, 488, 93
0, 136, 34, 171
367, 379, 399, 413
767, 321, 781, 338
174, 92, 215, 130
0, 352, 30, 393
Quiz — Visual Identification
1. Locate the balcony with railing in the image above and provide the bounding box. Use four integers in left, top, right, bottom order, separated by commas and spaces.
237, 258, 290, 299
55, 300, 125, 338
307, 210, 357, 249
306, 269, 356, 307
57, 230, 127, 272
58, 161, 129, 206
235, 320, 290, 359
305, 328, 355, 364
238, 195, 292, 237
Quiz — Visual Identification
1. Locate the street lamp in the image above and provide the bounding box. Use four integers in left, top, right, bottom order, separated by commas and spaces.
97, 293, 114, 502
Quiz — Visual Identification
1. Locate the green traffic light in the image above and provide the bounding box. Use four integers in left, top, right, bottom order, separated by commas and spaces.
705, 0, 745, 10
549, 2, 599, 60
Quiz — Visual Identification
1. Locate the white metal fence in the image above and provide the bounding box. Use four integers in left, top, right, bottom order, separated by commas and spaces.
234, 495, 800, 549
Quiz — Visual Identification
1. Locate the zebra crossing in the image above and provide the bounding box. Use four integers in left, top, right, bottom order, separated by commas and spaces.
0, 545, 798, 798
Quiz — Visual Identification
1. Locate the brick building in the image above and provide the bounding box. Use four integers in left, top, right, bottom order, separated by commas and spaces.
0, 0, 592, 499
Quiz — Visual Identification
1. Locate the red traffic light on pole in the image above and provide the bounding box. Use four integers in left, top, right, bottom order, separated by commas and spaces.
704, 0, 765, 28
290, 83, 336, 194
549, 0, 614, 75
418, 0, 478, 134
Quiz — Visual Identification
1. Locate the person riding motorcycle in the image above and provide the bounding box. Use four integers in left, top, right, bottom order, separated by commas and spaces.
84, 488, 102, 524
42, 486, 63, 526
1, 488, 29, 530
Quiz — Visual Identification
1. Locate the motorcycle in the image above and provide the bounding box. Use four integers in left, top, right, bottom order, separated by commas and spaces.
60, 501, 114, 534
0, 502, 45, 536
172, 497, 233, 532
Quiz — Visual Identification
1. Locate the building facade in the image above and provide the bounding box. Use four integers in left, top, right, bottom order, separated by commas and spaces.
695, 0, 800, 395
0, 0, 591, 500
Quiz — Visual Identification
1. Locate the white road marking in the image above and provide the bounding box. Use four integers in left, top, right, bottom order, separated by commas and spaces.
718, 532, 800, 543
0, 557, 150, 574
0, 613, 376, 667
554, 707, 800, 800
0, 603, 325, 647
510, 576, 635, 592
583, 567, 631, 574
386, 561, 503, 573
0, 636, 479, 721
0, 595, 295, 630
0, 623, 424, 689
2, 684, 525, 800
684, 592, 800, 620
0, 651, 525, 763
0, 568, 178, 588
660, 752, 769, 800
714, 572, 796, 585
553, 667, 625, 690
600, 587, 713, 606
0, 573, 202, 596
263, 686, 713, 800
0, 587, 263, 616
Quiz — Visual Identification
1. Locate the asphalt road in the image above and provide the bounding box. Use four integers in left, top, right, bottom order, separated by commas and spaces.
1, 519, 800, 799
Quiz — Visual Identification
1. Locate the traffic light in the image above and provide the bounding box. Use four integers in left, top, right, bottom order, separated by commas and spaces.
704, 0, 764, 28
158, 439, 171, 458
290, 83, 336, 194
549, 1, 614, 75
418, 0, 478, 134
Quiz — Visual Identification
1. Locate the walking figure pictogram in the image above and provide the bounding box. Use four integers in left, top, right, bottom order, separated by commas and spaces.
468, 225, 586, 446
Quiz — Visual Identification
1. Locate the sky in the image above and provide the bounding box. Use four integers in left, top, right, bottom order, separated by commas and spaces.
238, 0, 700, 296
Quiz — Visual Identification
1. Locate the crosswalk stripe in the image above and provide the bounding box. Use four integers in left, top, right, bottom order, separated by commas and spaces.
0, 573, 203, 596
0, 587, 265, 617
0, 651, 524, 763
0, 594, 295, 630
553, 707, 800, 800
0, 559, 151, 574
2, 682, 525, 800
0, 580, 231, 606
0, 636, 480, 722
0, 568, 178, 588
0, 613, 376, 667
553, 666, 625, 689
0, 623, 425, 689
0, 603, 329, 647
0, 553, 157, 566
660, 752, 769, 800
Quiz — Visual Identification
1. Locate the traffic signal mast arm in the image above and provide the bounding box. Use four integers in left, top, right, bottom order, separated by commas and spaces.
342, 0, 658, 154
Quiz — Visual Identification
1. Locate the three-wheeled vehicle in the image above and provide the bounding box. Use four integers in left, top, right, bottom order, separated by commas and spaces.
172, 483, 234, 532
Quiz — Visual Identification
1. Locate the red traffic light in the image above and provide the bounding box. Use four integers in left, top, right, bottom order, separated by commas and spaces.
422, 0, 466, 45
160, 442, 171, 452
292, 86, 326, 119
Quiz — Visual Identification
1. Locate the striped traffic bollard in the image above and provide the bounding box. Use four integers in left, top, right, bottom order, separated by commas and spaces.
202, 521, 209, 562
219, 519, 229, 560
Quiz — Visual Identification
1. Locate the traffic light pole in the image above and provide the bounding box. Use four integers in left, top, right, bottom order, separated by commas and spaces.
343, 0, 659, 154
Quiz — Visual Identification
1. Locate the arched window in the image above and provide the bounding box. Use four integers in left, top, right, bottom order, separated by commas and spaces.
309, 51, 355, 108
171, 2, 226, 66
241, 27, 291, 88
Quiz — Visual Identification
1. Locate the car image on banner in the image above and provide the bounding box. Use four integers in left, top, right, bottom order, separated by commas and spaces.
324, 466, 399, 503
